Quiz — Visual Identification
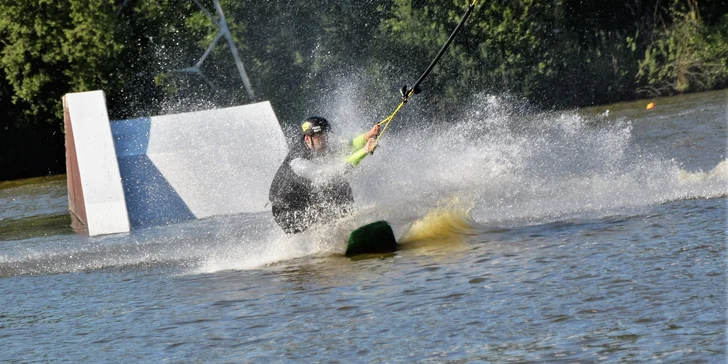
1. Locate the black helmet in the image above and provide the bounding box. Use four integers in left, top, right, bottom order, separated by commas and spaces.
301, 116, 331, 136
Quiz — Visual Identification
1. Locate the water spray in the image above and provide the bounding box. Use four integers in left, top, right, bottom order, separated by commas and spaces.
374, 0, 481, 149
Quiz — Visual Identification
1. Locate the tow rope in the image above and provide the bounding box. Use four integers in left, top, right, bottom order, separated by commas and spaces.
373, 0, 480, 148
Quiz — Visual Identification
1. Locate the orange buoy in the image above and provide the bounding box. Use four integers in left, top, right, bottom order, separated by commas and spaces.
646, 102, 655, 110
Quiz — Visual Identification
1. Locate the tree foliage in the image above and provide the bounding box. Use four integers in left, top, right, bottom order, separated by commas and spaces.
0, 0, 726, 180
637, 0, 728, 95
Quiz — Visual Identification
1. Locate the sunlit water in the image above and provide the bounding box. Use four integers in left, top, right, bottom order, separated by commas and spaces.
1, 90, 726, 362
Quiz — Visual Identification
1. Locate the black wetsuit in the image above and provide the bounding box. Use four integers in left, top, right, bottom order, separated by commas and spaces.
268, 138, 354, 234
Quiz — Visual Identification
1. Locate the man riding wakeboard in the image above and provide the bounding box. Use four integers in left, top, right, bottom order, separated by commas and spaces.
268, 116, 379, 234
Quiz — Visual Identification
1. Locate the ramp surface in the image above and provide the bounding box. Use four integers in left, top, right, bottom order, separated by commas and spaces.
64, 90, 287, 234
112, 102, 287, 227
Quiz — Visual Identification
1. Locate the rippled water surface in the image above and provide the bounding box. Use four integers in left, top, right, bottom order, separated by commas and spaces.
1, 90, 726, 362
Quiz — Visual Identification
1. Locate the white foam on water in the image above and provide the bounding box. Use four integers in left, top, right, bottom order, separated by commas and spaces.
193, 91, 726, 272
349, 93, 727, 228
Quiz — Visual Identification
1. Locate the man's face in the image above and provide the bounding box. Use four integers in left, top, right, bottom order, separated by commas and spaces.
307, 133, 328, 153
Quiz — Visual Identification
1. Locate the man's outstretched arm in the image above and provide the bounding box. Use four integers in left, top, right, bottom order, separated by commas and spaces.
346, 125, 380, 166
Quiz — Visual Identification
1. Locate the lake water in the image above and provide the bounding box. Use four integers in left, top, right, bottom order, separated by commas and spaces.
1, 90, 726, 362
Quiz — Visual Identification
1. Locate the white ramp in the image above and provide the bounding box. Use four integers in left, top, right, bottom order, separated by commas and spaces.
112, 102, 287, 227
63, 91, 131, 236
63, 90, 287, 234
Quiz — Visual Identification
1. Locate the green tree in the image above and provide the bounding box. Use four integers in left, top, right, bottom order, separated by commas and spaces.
0, 0, 198, 179
1, 0, 726, 181
637, 0, 728, 96
0, 0, 122, 125
0, 0, 120, 179
375, 0, 578, 109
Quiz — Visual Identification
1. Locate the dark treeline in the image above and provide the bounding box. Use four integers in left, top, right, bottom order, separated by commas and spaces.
1, 0, 726, 181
